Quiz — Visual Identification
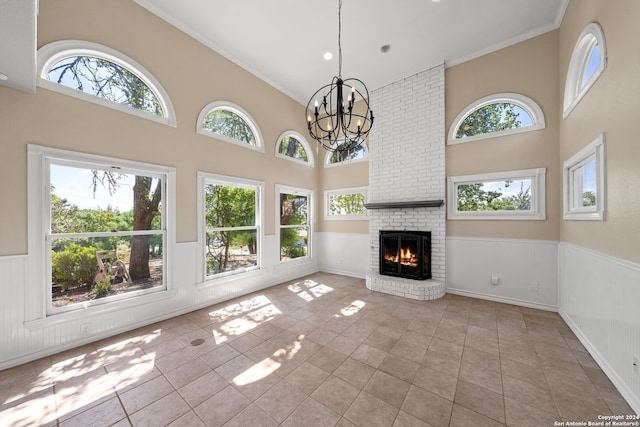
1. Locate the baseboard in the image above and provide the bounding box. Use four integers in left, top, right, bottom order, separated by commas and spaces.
319, 267, 365, 279
559, 308, 640, 415
445, 287, 559, 312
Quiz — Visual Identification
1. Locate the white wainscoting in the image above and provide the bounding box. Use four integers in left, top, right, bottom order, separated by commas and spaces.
0, 235, 319, 370
559, 243, 640, 414
316, 232, 368, 278
0, 255, 28, 366
446, 237, 559, 310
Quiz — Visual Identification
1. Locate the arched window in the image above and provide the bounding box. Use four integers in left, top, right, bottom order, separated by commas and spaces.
324, 141, 368, 167
563, 23, 607, 119
197, 101, 264, 152
37, 40, 176, 127
448, 93, 545, 144
275, 131, 314, 166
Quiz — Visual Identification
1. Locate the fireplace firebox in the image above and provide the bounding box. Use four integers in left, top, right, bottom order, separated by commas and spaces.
379, 230, 431, 280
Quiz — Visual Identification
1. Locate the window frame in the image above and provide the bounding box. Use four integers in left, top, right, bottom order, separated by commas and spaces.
563, 23, 607, 119
27, 144, 176, 323
37, 40, 176, 127
275, 131, 314, 166
323, 142, 368, 168
196, 101, 264, 153
196, 172, 264, 283
276, 184, 313, 263
447, 168, 546, 220
448, 93, 546, 145
324, 187, 368, 220
563, 134, 606, 221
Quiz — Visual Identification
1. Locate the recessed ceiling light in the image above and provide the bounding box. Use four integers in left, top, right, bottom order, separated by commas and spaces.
380, 45, 391, 53
432, 0, 441, 2
0, 72, 8, 81
323, 52, 333, 61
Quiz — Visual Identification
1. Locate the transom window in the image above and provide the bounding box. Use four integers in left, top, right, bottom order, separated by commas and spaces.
563, 23, 607, 119
324, 187, 368, 220
197, 101, 264, 152
198, 173, 262, 280
448, 93, 545, 144
37, 40, 176, 127
324, 141, 367, 167
277, 186, 312, 262
563, 134, 605, 220
448, 168, 546, 220
275, 131, 314, 166
28, 145, 175, 317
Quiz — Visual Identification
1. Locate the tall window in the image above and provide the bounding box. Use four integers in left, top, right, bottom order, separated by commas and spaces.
448, 93, 545, 144
197, 101, 264, 152
563, 23, 607, 118
275, 131, 313, 166
29, 145, 174, 316
37, 40, 176, 126
563, 134, 605, 220
277, 186, 312, 261
325, 141, 367, 167
448, 168, 546, 220
200, 174, 262, 279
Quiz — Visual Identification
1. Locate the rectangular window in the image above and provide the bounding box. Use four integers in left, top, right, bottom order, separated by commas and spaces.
324, 187, 368, 220
563, 134, 605, 220
277, 185, 312, 261
200, 174, 262, 279
448, 168, 546, 220
28, 145, 174, 317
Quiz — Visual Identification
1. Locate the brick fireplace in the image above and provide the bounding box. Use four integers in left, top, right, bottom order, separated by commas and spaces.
365, 64, 446, 300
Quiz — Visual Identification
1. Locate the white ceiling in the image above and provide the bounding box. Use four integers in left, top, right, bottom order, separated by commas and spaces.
132, 0, 569, 105
0, 0, 568, 101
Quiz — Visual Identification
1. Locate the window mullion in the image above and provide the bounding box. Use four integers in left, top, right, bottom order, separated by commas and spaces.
205, 225, 257, 233
50, 230, 162, 239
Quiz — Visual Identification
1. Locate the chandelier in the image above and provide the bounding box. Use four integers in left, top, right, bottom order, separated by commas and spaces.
306, 0, 374, 152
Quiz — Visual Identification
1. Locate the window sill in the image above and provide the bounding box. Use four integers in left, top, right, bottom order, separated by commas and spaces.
197, 268, 264, 290
449, 212, 546, 221
24, 289, 177, 330
563, 211, 604, 221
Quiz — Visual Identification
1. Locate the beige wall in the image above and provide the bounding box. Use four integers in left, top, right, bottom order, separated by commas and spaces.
559, 0, 640, 264
445, 31, 561, 241
317, 159, 369, 234
4, 0, 638, 264
0, 0, 317, 255
316, 98, 370, 234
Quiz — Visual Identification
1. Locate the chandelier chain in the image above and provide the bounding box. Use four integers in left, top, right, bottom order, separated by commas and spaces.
338, 0, 342, 77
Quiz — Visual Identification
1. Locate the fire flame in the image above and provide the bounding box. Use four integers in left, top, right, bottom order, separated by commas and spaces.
385, 246, 418, 267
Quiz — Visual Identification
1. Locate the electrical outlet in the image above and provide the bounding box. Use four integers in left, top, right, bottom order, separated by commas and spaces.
531, 282, 539, 292
80, 323, 91, 335
490, 276, 499, 286
633, 355, 639, 373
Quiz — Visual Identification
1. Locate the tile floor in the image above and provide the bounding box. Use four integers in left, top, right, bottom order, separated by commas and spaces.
0, 273, 635, 426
